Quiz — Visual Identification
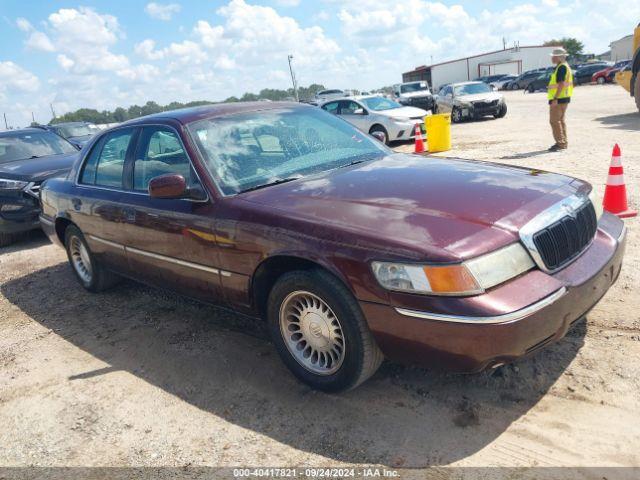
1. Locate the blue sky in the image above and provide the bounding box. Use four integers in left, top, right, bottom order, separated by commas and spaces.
1, 0, 638, 126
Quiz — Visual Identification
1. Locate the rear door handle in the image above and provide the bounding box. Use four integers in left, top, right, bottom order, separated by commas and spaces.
72, 198, 82, 211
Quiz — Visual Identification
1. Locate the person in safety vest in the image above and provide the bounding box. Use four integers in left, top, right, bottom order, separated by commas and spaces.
547, 47, 573, 151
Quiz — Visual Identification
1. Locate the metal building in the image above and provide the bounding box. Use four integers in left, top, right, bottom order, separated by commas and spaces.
402, 45, 557, 91
610, 34, 634, 62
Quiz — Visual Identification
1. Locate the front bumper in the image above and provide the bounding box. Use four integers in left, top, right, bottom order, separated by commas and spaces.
361, 213, 626, 372
0, 191, 41, 235
459, 102, 502, 119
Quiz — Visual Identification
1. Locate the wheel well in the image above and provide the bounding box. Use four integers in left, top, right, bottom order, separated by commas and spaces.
251, 256, 338, 318
368, 124, 386, 134
54, 218, 73, 245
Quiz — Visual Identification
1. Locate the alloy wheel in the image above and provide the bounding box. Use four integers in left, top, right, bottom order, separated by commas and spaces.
279, 291, 345, 375
69, 235, 93, 284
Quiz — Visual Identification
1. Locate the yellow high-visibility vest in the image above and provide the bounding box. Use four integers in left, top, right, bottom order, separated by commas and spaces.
548, 62, 574, 100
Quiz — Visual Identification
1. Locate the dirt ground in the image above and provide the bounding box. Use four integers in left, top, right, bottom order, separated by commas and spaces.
1, 84, 639, 477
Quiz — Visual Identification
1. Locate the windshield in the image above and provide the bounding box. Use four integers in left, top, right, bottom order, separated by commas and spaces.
0, 131, 76, 164
187, 107, 388, 195
57, 124, 94, 138
318, 90, 343, 96
400, 82, 429, 93
360, 96, 402, 111
454, 83, 492, 96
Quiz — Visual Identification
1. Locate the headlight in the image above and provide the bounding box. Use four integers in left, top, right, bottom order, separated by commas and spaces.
588, 189, 603, 220
0, 178, 28, 190
390, 116, 410, 122
372, 243, 534, 296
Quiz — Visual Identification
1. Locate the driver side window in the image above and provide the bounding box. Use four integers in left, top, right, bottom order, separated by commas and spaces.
133, 127, 195, 192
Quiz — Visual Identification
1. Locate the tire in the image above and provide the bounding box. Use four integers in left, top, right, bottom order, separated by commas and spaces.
635, 74, 640, 113
0, 233, 17, 247
64, 225, 120, 292
451, 107, 463, 123
597, 76, 606, 85
369, 125, 388, 145
527, 84, 535, 93
511, 83, 519, 90
267, 269, 384, 392
494, 103, 507, 119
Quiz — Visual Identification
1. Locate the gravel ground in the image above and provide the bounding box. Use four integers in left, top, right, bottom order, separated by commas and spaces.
0, 84, 639, 477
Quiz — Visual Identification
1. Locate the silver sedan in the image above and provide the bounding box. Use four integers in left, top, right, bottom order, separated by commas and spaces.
320, 96, 428, 144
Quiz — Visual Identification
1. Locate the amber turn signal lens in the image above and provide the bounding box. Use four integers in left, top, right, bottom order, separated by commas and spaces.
422, 264, 481, 295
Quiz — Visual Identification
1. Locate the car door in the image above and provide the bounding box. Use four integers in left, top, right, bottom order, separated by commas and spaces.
74, 127, 138, 273
338, 100, 370, 131
439, 86, 454, 112
118, 124, 223, 301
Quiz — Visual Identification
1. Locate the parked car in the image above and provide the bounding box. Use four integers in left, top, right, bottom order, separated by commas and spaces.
45, 122, 99, 149
40, 102, 626, 392
392, 81, 436, 112
320, 95, 427, 144
525, 71, 553, 93
592, 60, 631, 84
508, 70, 545, 90
435, 82, 507, 122
490, 74, 517, 90
475, 74, 508, 85
312, 89, 347, 105
0, 128, 78, 246
574, 63, 610, 85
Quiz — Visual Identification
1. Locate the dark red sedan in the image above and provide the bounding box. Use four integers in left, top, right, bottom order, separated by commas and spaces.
39, 102, 626, 391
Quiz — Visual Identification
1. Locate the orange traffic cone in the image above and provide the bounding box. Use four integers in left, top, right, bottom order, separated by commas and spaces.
413, 124, 425, 153
603, 144, 637, 218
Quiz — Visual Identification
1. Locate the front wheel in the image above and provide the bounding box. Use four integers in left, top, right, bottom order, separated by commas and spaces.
267, 270, 383, 392
64, 225, 120, 292
527, 84, 535, 93
369, 125, 388, 145
597, 76, 606, 85
494, 103, 507, 118
451, 107, 463, 123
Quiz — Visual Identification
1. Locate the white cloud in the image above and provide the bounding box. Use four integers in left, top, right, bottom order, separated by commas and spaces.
145, 2, 181, 21
56, 54, 75, 70
275, 0, 300, 6
0, 61, 40, 93
25, 31, 55, 52
16, 17, 33, 32
135, 39, 165, 60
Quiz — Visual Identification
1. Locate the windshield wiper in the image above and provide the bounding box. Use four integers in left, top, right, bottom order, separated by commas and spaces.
239, 175, 302, 193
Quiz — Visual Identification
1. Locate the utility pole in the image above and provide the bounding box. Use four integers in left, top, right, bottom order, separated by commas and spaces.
32, 111, 36, 125
503, 37, 507, 50
50, 103, 56, 119
3, 113, 7, 130
287, 54, 299, 102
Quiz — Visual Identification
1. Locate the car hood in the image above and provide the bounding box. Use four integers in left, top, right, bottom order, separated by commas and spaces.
399, 91, 431, 98
457, 92, 503, 103
0, 152, 78, 182
239, 154, 585, 261
375, 106, 428, 118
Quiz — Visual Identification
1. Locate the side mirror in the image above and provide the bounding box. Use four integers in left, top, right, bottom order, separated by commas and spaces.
75, 144, 83, 151
371, 131, 386, 143
149, 173, 187, 199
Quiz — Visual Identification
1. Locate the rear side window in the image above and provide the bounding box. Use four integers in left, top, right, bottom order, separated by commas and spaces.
80, 129, 134, 188
321, 101, 340, 114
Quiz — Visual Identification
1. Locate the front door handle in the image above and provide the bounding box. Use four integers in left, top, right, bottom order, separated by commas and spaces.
72, 198, 82, 211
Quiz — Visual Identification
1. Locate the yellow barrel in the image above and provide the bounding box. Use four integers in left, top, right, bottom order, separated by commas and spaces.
425, 113, 451, 153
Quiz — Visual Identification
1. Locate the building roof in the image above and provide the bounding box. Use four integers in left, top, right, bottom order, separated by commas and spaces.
402, 45, 553, 75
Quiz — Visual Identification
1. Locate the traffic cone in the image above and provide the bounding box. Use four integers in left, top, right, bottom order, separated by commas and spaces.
603, 144, 637, 218
413, 124, 425, 153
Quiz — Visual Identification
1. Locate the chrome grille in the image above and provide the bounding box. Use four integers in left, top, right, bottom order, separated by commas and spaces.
532, 202, 597, 270
24, 182, 41, 199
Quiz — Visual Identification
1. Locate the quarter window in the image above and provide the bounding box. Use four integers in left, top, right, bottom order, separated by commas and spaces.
133, 127, 193, 192
81, 129, 133, 188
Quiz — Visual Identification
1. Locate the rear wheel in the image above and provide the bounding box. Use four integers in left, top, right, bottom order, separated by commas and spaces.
527, 83, 535, 93
0, 233, 18, 247
64, 225, 120, 292
597, 76, 606, 85
267, 269, 383, 392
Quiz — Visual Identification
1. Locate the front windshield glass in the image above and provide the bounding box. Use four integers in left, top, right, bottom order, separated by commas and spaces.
0, 131, 76, 164
187, 107, 388, 195
400, 82, 428, 93
360, 96, 402, 111
454, 83, 492, 96
58, 125, 94, 138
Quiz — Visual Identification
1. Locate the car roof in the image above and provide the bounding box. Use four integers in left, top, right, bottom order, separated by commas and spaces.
450, 81, 484, 87
121, 101, 308, 126
51, 121, 91, 126
0, 127, 57, 137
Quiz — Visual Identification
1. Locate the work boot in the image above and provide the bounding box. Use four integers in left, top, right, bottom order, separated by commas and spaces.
548, 144, 561, 152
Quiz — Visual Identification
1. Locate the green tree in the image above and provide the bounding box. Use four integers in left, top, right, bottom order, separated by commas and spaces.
544, 37, 585, 58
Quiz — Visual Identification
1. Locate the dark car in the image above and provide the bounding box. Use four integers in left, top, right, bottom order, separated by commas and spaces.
39, 102, 626, 392
574, 63, 610, 85
525, 72, 553, 93
0, 128, 78, 246
508, 70, 545, 90
46, 122, 99, 148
